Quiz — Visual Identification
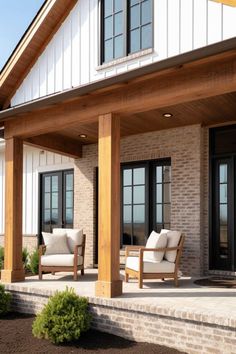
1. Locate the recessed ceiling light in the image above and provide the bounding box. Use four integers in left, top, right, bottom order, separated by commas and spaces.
79, 134, 87, 138
163, 113, 173, 118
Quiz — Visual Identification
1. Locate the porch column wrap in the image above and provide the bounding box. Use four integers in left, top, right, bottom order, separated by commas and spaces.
95, 113, 122, 298
1, 137, 25, 283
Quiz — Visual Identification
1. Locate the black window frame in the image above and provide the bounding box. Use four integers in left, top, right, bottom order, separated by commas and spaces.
100, 0, 154, 64
209, 126, 236, 271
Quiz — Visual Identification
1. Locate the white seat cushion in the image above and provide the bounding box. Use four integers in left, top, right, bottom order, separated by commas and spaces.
41, 254, 83, 267
53, 228, 83, 255
42, 232, 70, 255
126, 257, 175, 273
144, 231, 167, 262
161, 229, 182, 263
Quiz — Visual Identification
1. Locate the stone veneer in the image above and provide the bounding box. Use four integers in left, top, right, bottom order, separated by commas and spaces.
5, 284, 236, 354
74, 124, 204, 276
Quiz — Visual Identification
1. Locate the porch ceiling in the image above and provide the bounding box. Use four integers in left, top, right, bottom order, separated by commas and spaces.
56, 91, 236, 145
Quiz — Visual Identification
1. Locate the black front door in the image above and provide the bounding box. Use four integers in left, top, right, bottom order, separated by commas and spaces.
40, 170, 74, 238
210, 125, 236, 271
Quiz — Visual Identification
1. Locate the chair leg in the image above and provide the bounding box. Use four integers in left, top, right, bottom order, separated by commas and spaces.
174, 275, 179, 287
74, 271, 78, 281
138, 274, 143, 289
81, 268, 84, 276
39, 267, 42, 280
125, 272, 129, 283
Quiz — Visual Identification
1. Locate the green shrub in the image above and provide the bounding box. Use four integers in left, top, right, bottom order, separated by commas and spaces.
22, 247, 29, 270
32, 288, 91, 344
0, 247, 4, 270
29, 249, 39, 275
0, 247, 29, 271
0, 284, 11, 316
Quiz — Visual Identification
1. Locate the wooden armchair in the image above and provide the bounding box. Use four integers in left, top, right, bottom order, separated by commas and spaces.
39, 234, 86, 281
125, 235, 185, 288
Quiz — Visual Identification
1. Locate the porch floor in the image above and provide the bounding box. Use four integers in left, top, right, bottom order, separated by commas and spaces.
4, 269, 236, 328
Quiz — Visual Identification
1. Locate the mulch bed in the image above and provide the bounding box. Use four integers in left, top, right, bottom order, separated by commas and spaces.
194, 277, 236, 288
0, 313, 184, 354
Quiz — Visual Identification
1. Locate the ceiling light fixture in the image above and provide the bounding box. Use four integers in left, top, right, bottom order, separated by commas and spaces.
79, 134, 87, 138
162, 113, 173, 118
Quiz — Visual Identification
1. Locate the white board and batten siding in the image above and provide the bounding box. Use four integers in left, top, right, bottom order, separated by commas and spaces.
11, 0, 236, 107
0, 144, 74, 236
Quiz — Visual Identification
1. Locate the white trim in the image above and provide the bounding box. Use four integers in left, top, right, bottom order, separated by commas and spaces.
96, 48, 154, 71
36, 162, 74, 174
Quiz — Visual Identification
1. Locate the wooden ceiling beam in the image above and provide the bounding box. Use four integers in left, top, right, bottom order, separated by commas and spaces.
24, 133, 82, 159
212, 0, 236, 7
4, 52, 236, 139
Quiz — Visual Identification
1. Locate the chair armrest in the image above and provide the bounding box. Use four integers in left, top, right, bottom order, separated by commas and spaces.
125, 245, 144, 258
140, 246, 181, 254
74, 244, 83, 252
39, 245, 46, 258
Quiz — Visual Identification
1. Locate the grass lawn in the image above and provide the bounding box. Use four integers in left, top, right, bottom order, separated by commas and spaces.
0, 312, 185, 353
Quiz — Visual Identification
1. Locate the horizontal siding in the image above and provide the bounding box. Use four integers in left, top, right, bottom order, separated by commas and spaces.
0, 147, 74, 236
11, 0, 236, 107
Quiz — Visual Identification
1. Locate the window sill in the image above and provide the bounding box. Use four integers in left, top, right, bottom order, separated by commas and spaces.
96, 48, 154, 71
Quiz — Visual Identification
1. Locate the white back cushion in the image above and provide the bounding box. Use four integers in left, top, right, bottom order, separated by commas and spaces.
53, 228, 83, 254
161, 229, 182, 263
42, 232, 70, 255
144, 231, 167, 262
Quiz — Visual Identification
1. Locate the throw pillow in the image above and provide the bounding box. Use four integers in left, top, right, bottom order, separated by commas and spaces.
144, 231, 167, 262
161, 229, 182, 263
42, 232, 70, 255
53, 228, 83, 254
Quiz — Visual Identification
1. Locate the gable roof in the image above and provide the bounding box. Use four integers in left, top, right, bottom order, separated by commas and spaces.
0, 0, 77, 109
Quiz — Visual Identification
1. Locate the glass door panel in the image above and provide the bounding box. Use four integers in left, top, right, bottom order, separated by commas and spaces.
212, 159, 232, 270
121, 159, 171, 246
122, 165, 147, 245
64, 171, 74, 228
40, 170, 74, 237
154, 164, 171, 232
41, 172, 62, 233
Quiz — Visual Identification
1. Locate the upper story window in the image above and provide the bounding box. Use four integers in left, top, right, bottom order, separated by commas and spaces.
101, 0, 153, 64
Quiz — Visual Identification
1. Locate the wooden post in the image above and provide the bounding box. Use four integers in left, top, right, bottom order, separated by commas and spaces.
95, 113, 122, 298
1, 137, 25, 283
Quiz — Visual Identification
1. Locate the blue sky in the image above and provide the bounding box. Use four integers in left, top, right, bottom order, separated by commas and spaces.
0, 0, 45, 70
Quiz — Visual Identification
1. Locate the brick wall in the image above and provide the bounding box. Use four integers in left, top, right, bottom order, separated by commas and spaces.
7, 286, 236, 354
74, 124, 203, 276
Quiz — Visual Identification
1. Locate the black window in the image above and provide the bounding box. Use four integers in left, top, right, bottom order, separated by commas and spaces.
101, 0, 153, 64
129, 0, 152, 54
102, 0, 124, 62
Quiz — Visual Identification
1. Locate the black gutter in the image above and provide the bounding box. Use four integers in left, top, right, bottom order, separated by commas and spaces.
0, 36, 236, 121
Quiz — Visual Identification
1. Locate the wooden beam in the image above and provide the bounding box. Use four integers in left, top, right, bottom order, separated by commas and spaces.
95, 113, 122, 298
25, 133, 82, 159
4, 52, 236, 139
212, 0, 236, 6
1, 137, 25, 283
